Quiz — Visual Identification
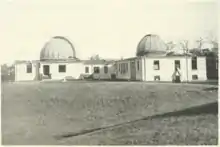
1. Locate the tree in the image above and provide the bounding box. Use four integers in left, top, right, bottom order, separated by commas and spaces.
210, 40, 218, 57
179, 40, 190, 82
1, 64, 8, 75
205, 30, 218, 56
189, 48, 203, 56
1, 64, 15, 82
89, 54, 102, 60
166, 41, 176, 51
206, 30, 218, 44
196, 37, 204, 50
211, 41, 218, 49
180, 40, 190, 55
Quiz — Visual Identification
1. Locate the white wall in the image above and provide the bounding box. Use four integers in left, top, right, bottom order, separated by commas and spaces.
39, 62, 84, 80
188, 57, 207, 81
83, 64, 115, 79
143, 56, 207, 82
15, 63, 36, 81
144, 57, 181, 81
14, 57, 207, 82
39, 62, 115, 80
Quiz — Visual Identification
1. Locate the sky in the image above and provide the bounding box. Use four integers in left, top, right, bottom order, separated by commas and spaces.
0, 0, 218, 64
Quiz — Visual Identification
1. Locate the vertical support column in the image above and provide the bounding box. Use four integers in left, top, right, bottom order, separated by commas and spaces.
185, 51, 189, 83
144, 57, 146, 81
34, 61, 40, 81
14, 64, 17, 82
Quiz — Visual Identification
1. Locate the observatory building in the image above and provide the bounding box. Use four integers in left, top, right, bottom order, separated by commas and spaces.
14, 36, 115, 81
115, 34, 209, 82
14, 34, 217, 82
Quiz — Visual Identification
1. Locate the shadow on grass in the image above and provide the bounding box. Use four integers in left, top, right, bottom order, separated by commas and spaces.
203, 87, 218, 91
55, 101, 218, 140
151, 101, 218, 118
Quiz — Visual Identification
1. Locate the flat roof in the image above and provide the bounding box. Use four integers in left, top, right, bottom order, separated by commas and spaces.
14, 60, 40, 64
14, 55, 215, 65
15, 59, 115, 65
83, 60, 115, 65
115, 55, 208, 62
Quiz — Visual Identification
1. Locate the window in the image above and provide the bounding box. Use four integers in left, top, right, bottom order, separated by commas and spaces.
43, 65, 50, 75
118, 64, 121, 72
115, 64, 117, 70
59, 65, 66, 73
26, 63, 32, 73
153, 60, 160, 70
137, 60, 140, 71
126, 63, 128, 72
94, 67, 100, 73
85, 67, 89, 73
175, 60, 181, 69
216, 59, 218, 70
120, 63, 128, 74
192, 57, 197, 70
192, 75, 198, 80
154, 75, 160, 81
104, 66, 108, 74
121, 63, 124, 74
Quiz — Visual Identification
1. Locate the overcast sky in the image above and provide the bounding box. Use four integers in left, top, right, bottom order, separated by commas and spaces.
0, 0, 218, 64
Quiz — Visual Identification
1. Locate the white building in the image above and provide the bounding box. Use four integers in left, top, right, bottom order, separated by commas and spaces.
115, 56, 207, 82
14, 36, 116, 82
14, 34, 217, 82
115, 34, 212, 82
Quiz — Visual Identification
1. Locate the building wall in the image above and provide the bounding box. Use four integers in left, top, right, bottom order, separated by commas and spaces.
144, 57, 183, 81
39, 62, 115, 80
83, 64, 115, 79
39, 62, 84, 80
14, 56, 208, 82
116, 57, 143, 81
135, 58, 143, 80
15, 63, 37, 81
115, 56, 207, 82
116, 60, 131, 80
15, 61, 116, 81
206, 56, 218, 79
188, 57, 207, 81
143, 56, 207, 82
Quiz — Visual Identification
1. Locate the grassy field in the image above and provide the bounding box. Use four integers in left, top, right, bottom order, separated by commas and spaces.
1, 81, 218, 145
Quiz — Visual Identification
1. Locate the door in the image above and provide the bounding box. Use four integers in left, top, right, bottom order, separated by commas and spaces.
206, 57, 218, 79
174, 60, 180, 70
173, 60, 181, 83
130, 61, 136, 80
43, 65, 50, 76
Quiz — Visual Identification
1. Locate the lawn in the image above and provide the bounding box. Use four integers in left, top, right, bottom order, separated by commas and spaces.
1, 81, 218, 145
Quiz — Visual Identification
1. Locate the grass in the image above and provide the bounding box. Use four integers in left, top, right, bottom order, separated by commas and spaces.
1, 81, 218, 145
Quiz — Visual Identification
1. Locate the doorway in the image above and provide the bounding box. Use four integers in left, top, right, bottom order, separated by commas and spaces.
130, 61, 136, 80
43, 65, 50, 77
173, 60, 181, 83
206, 57, 218, 80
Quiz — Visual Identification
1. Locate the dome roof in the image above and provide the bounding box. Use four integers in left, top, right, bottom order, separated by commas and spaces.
40, 36, 76, 60
136, 34, 168, 56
